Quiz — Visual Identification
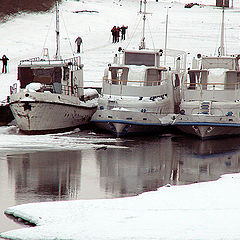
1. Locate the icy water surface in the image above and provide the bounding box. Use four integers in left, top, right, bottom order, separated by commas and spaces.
1, 126, 240, 232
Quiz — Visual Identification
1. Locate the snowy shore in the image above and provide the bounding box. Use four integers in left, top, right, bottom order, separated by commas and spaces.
1, 0, 240, 239
1, 173, 240, 239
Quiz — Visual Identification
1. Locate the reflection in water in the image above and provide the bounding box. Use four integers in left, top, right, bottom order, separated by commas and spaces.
97, 137, 175, 197
172, 136, 240, 184
2, 134, 240, 232
5, 136, 240, 203
7, 151, 82, 203
6, 137, 175, 202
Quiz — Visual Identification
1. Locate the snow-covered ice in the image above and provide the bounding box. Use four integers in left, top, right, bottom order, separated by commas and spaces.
1, 0, 240, 239
2, 173, 240, 239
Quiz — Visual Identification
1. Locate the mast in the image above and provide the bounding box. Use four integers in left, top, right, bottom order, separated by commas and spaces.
139, 0, 147, 50
219, 6, 225, 56
164, 7, 170, 65
55, 0, 60, 60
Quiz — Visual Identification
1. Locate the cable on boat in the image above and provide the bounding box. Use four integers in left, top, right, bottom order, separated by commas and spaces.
41, 10, 55, 58
60, 8, 75, 56
146, 18, 155, 50
124, 15, 142, 49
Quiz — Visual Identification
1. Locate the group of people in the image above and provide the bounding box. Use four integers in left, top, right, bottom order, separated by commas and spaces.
0, 55, 9, 74
111, 25, 128, 43
74, 25, 128, 52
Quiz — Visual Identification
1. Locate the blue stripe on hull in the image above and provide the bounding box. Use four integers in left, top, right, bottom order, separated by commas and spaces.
174, 122, 240, 127
91, 119, 170, 126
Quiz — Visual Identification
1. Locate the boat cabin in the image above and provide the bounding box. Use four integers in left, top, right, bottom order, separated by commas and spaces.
187, 56, 240, 90
104, 66, 167, 87
102, 65, 168, 98
17, 56, 83, 97
184, 56, 240, 101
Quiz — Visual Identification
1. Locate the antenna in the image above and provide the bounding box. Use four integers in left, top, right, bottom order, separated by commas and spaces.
139, 0, 143, 13
55, 0, 60, 59
139, 0, 147, 50
219, 6, 225, 56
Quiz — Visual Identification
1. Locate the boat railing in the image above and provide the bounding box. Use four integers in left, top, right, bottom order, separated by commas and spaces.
62, 84, 83, 97
103, 77, 166, 87
102, 77, 168, 97
183, 81, 240, 101
184, 82, 240, 90
19, 56, 82, 71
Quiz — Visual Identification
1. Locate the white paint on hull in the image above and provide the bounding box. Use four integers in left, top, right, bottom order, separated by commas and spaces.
92, 109, 174, 136
10, 102, 96, 132
10, 91, 97, 133
174, 114, 240, 139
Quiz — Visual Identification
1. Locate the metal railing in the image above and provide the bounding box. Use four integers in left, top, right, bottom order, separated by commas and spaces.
103, 78, 164, 86
19, 56, 82, 71
184, 82, 240, 89
62, 84, 83, 97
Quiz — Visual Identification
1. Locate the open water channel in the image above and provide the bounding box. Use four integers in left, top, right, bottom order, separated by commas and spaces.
1, 125, 240, 233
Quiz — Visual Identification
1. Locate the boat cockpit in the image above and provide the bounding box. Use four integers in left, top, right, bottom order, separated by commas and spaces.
104, 66, 167, 87
186, 69, 240, 91
17, 56, 83, 97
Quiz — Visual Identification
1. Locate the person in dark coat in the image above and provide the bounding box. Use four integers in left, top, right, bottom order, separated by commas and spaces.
75, 36, 82, 53
1, 55, 9, 73
116, 26, 121, 42
111, 26, 117, 43
120, 25, 128, 40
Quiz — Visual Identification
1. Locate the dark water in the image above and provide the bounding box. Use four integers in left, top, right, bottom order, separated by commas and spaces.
1, 130, 240, 233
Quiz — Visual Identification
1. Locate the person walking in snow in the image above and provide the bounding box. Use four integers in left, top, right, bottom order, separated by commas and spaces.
1, 55, 9, 73
120, 25, 128, 40
75, 36, 82, 53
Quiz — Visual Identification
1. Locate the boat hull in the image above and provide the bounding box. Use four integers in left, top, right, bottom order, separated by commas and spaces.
10, 101, 96, 134
91, 109, 174, 137
10, 90, 97, 134
174, 114, 240, 139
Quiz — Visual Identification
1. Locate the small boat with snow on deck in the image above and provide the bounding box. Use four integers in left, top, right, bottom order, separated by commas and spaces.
9, 1, 98, 134
173, 7, 240, 140
91, 0, 187, 137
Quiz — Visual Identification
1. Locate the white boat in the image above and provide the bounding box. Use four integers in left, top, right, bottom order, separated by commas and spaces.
173, 7, 240, 139
9, 1, 98, 134
91, 0, 187, 137
91, 49, 186, 137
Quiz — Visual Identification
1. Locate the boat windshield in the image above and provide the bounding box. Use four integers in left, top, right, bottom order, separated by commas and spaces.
124, 51, 159, 67
18, 66, 62, 90
201, 57, 236, 70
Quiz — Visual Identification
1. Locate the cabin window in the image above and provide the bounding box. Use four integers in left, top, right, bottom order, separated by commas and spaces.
124, 52, 156, 66
187, 70, 208, 90
17, 66, 62, 90
225, 71, 240, 90
63, 66, 69, 82
32, 68, 54, 84
145, 69, 162, 86
110, 67, 129, 85
18, 67, 34, 88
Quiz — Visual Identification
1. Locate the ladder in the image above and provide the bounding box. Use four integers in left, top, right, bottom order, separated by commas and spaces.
199, 101, 211, 114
